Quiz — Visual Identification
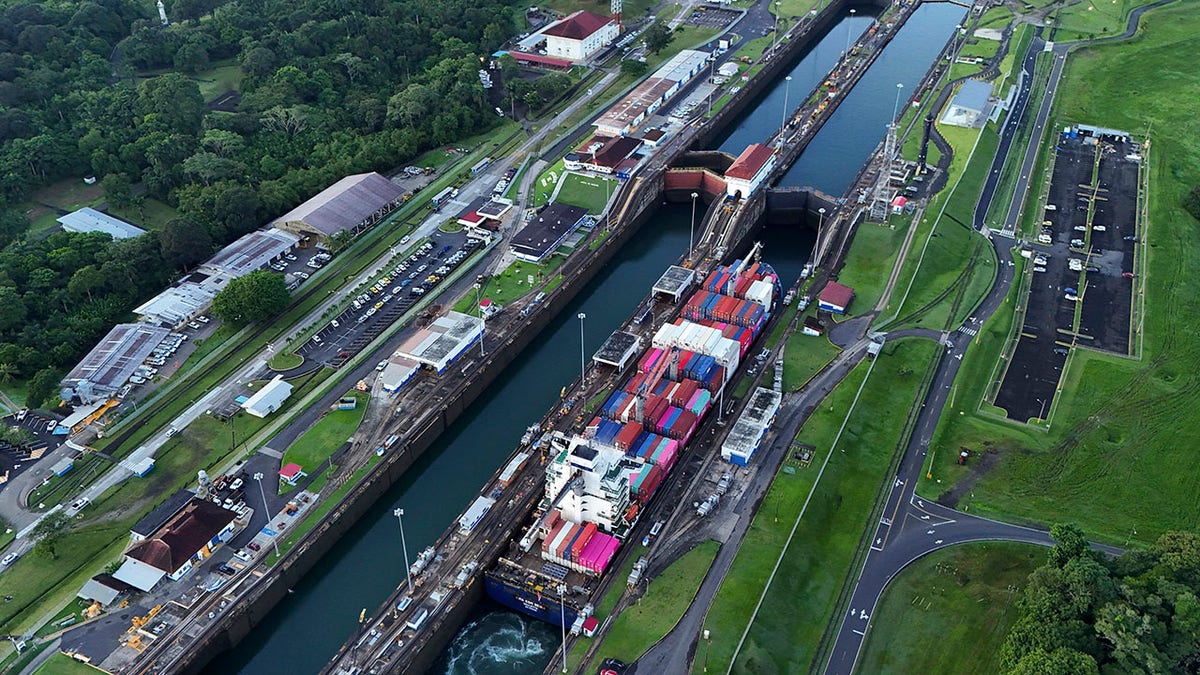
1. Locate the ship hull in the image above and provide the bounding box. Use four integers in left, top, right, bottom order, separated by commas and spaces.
484, 574, 581, 628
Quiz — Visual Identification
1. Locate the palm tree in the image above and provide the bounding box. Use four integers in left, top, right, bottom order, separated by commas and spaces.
0, 363, 16, 385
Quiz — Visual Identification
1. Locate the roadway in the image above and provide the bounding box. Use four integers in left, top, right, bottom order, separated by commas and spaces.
823, 28, 1088, 675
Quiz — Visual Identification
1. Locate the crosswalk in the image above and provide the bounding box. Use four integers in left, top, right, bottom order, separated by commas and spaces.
958, 325, 978, 336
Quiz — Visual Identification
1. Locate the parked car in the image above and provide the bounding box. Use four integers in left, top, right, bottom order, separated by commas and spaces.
217, 564, 236, 576
187, 321, 202, 329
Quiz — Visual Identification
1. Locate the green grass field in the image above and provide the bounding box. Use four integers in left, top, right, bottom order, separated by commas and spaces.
857, 542, 1044, 674
699, 338, 940, 674
280, 391, 368, 473
32, 652, 105, 675
781, 328, 840, 391
837, 219, 910, 313
583, 540, 720, 671
920, 2, 1200, 547
555, 173, 615, 213
1051, 0, 1145, 42
193, 62, 243, 102
885, 125, 999, 332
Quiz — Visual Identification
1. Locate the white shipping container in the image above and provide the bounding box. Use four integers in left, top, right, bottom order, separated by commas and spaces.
747, 279, 774, 306
653, 323, 682, 350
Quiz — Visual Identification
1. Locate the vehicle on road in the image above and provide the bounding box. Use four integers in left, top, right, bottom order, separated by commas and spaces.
1, 553, 18, 566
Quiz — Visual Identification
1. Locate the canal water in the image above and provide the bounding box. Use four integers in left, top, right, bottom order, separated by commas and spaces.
209, 3, 964, 673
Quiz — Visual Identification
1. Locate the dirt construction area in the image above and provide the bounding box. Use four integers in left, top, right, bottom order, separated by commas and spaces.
993, 128, 1142, 423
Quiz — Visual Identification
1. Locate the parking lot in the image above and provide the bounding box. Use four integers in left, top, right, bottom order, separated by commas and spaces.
994, 129, 1141, 422
684, 6, 740, 29
0, 410, 56, 488
297, 231, 479, 368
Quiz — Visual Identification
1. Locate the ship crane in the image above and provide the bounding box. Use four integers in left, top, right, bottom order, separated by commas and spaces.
634, 345, 679, 422
725, 241, 763, 296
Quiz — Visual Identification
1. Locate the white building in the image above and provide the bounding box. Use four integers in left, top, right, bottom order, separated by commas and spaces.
724, 144, 776, 199
543, 10, 619, 61
241, 376, 293, 418
394, 311, 485, 374
57, 207, 146, 239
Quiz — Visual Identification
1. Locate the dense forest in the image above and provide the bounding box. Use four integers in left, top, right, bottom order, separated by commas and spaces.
1000, 525, 1200, 674
0, 0, 525, 406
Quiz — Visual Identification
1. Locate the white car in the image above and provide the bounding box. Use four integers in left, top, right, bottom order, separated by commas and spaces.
1, 553, 18, 566
70, 497, 90, 511
376, 360, 388, 371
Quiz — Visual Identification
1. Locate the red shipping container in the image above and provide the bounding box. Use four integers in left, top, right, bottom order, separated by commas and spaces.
616, 421, 643, 450
735, 276, 752, 298
674, 409, 698, 436
556, 523, 579, 560
636, 465, 664, 505
572, 522, 596, 560
542, 520, 566, 553
624, 372, 646, 394
544, 509, 562, 533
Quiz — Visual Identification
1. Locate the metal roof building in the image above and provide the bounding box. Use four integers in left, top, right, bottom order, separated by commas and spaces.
395, 311, 485, 374
510, 203, 589, 263
593, 331, 640, 369
57, 207, 146, 240
272, 172, 405, 239
60, 323, 171, 404
241, 376, 294, 418
115, 498, 238, 588
652, 265, 695, 303
204, 229, 299, 277
940, 79, 993, 128
721, 387, 781, 466
133, 271, 231, 326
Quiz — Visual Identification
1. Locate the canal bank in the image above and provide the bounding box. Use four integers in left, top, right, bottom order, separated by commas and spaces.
197, 3, 967, 673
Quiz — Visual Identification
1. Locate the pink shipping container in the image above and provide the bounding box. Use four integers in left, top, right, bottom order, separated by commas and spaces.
639, 348, 663, 373
579, 532, 621, 574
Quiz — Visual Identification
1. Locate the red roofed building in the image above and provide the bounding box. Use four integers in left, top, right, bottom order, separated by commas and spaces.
818, 281, 855, 314
510, 52, 574, 71
279, 462, 306, 485
113, 499, 239, 590
724, 144, 777, 199
544, 11, 619, 61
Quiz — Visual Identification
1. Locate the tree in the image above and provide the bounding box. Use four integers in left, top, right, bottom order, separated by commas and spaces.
159, 217, 212, 270
1049, 523, 1091, 567
644, 21, 675, 55
100, 172, 134, 209
31, 510, 71, 560
620, 59, 649, 77
326, 230, 354, 255
174, 40, 209, 74
1183, 186, 1200, 222
0, 363, 15, 384
0, 287, 26, 331
1010, 647, 1098, 675
211, 270, 290, 325
26, 367, 62, 409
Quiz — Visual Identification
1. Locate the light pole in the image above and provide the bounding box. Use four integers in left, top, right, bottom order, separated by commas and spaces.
252, 472, 279, 558
771, 0, 782, 56
780, 75, 793, 146
845, 8, 856, 57
816, 206, 826, 263
394, 508, 413, 593
558, 583, 568, 673
891, 82, 904, 126
703, 629, 711, 672
1036, 397, 1047, 421
577, 313, 586, 384
689, 191, 699, 256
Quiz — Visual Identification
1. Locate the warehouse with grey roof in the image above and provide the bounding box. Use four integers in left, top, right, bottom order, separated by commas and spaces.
272, 172, 405, 240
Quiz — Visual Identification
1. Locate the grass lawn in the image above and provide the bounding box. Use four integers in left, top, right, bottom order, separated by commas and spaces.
268, 352, 303, 371
480, 255, 567, 306
857, 542, 1044, 675
781, 327, 840, 391
1051, 0, 1146, 41
583, 540, 721, 671
837, 219, 910, 313
107, 197, 180, 231
280, 391, 369, 474
32, 652, 105, 675
193, 61, 243, 102
774, 0, 824, 20
884, 126, 999, 332
531, 157, 568, 208
28, 179, 103, 212
555, 173, 616, 213
919, 2, 1200, 547
700, 338, 940, 674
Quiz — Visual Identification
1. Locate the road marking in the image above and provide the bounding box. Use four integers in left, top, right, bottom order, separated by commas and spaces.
852, 629, 866, 636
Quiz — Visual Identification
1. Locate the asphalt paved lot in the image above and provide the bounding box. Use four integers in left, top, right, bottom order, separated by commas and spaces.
296, 231, 474, 367
994, 132, 1138, 421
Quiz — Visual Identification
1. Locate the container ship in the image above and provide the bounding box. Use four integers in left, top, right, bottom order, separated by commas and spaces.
484, 251, 779, 629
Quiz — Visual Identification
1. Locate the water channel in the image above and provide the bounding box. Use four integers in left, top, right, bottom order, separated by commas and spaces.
209, 3, 965, 672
